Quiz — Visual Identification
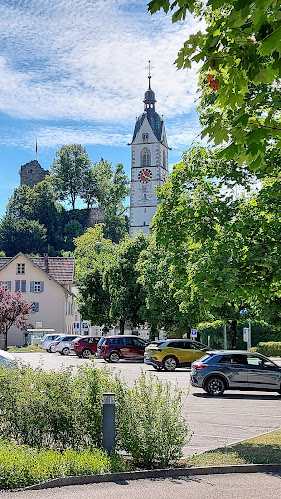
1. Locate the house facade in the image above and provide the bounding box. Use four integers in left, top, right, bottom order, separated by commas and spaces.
0, 253, 79, 346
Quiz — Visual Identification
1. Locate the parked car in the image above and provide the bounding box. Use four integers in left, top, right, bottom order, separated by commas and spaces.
190, 350, 281, 396
0, 349, 18, 369
144, 338, 209, 371
97, 335, 147, 363
73, 336, 101, 358
39, 334, 63, 352
51, 335, 82, 355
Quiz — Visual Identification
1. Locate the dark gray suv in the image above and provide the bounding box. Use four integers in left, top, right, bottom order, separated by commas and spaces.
190, 350, 281, 396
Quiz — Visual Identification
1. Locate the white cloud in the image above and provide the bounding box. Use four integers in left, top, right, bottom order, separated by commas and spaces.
0, 0, 203, 124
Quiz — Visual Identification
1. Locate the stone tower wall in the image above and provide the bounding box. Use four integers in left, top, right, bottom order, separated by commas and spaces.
87, 207, 105, 227
20, 160, 49, 188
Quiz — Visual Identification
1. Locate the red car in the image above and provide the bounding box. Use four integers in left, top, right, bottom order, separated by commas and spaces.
73, 336, 101, 358
97, 335, 147, 363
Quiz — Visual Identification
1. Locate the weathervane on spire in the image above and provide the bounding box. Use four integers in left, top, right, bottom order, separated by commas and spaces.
146, 60, 154, 89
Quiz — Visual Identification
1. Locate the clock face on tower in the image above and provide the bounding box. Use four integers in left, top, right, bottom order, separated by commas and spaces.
138, 168, 152, 183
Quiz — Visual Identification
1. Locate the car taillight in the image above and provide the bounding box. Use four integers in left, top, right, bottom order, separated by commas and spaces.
73, 342, 80, 346
192, 363, 207, 370
56, 341, 60, 345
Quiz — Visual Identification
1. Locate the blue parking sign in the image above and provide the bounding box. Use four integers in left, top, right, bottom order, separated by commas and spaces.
191, 329, 197, 338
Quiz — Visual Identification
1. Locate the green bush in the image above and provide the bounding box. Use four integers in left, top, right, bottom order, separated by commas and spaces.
250, 342, 281, 357
0, 364, 188, 469
0, 439, 127, 489
8, 345, 42, 352
116, 372, 188, 468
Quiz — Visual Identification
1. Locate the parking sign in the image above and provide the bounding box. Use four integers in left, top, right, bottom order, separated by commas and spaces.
191, 329, 197, 338
73, 322, 80, 331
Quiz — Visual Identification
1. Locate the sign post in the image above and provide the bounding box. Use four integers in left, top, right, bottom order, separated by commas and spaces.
81, 322, 89, 335
191, 329, 197, 340
73, 322, 80, 333
248, 320, 251, 350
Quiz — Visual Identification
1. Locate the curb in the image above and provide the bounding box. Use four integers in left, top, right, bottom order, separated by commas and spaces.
22, 463, 281, 490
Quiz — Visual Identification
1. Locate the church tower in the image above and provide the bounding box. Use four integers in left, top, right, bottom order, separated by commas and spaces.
129, 65, 169, 236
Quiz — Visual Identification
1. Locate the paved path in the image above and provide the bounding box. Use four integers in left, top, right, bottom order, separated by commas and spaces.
1, 473, 281, 498
13, 353, 281, 457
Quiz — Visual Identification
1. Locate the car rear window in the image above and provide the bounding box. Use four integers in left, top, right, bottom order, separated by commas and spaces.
197, 353, 214, 363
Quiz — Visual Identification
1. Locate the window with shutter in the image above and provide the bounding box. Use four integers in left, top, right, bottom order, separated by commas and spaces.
15, 280, 20, 292
21, 280, 26, 292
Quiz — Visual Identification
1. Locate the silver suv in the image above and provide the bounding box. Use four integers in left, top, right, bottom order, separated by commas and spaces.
39, 334, 63, 352
190, 350, 281, 396
51, 335, 82, 356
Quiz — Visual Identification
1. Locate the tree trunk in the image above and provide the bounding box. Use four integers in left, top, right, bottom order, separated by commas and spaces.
230, 320, 237, 349
119, 318, 125, 335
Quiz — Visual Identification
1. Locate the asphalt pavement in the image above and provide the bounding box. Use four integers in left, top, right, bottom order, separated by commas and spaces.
1, 473, 281, 499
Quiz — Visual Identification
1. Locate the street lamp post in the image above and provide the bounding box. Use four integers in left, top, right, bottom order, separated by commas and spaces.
102, 393, 116, 454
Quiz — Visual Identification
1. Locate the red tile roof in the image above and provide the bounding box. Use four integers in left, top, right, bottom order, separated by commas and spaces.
0, 256, 75, 285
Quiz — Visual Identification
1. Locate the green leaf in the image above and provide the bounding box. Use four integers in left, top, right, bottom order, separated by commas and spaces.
259, 25, 281, 56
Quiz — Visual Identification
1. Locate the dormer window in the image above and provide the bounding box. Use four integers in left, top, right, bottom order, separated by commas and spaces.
17, 263, 25, 274
142, 133, 149, 143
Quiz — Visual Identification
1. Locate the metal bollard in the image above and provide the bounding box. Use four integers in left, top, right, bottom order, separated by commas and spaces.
102, 393, 115, 454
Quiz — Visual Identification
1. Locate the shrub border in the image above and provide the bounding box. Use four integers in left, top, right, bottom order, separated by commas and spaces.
17, 463, 281, 491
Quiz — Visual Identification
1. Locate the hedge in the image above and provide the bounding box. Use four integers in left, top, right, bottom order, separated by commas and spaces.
250, 342, 281, 357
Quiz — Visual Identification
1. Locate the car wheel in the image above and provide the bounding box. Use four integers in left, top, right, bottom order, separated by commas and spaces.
163, 356, 177, 372
109, 351, 120, 363
82, 349, 92, 359
61, 347, 70, 356
205, 376, 225, 396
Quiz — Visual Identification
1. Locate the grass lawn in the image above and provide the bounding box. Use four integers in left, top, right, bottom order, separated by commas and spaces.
179, 429, 281, 467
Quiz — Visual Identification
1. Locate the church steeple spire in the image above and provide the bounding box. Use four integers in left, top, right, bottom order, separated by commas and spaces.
144, 61, 156, 111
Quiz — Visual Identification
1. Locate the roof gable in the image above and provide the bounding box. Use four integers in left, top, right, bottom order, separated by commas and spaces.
0, 254, 75, 287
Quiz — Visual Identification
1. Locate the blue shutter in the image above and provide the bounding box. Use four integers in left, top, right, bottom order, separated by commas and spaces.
0, 282, 2, 287
30, 281, 34, 292
40, 281, 44, 292
8, 281, 11, 291
34, 302, 39, 312
21, 280, 26, 292
15, 280, 20, 292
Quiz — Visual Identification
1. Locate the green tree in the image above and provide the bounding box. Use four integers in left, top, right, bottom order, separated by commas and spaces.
152, 147, 278, 347
80, 169, 98, 209
74, 225, 116, 330
64, 220, 84, 251
104, 233, 150, 334
149, 0, 281, 171
50, 144, 92, 209
137, 237, 201, 338
5, 180, 66, 254
93, 160, 130, 243
0, 216, 47, 256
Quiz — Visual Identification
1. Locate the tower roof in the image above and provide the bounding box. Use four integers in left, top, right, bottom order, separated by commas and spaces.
132, 70, 163, 142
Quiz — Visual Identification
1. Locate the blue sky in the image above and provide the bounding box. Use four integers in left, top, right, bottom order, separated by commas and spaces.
0, 0, 203, 217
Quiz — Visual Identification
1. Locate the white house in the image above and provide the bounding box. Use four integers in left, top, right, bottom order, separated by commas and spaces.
0, 253, 79, 346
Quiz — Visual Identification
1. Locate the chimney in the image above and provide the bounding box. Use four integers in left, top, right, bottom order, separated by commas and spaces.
44, 253, 49, 273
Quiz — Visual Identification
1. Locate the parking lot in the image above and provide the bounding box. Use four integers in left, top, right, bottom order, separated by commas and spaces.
13, 352, 281, 457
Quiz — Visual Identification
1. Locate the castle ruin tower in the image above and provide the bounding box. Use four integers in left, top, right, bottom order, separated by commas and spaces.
129, 65, 169, 236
